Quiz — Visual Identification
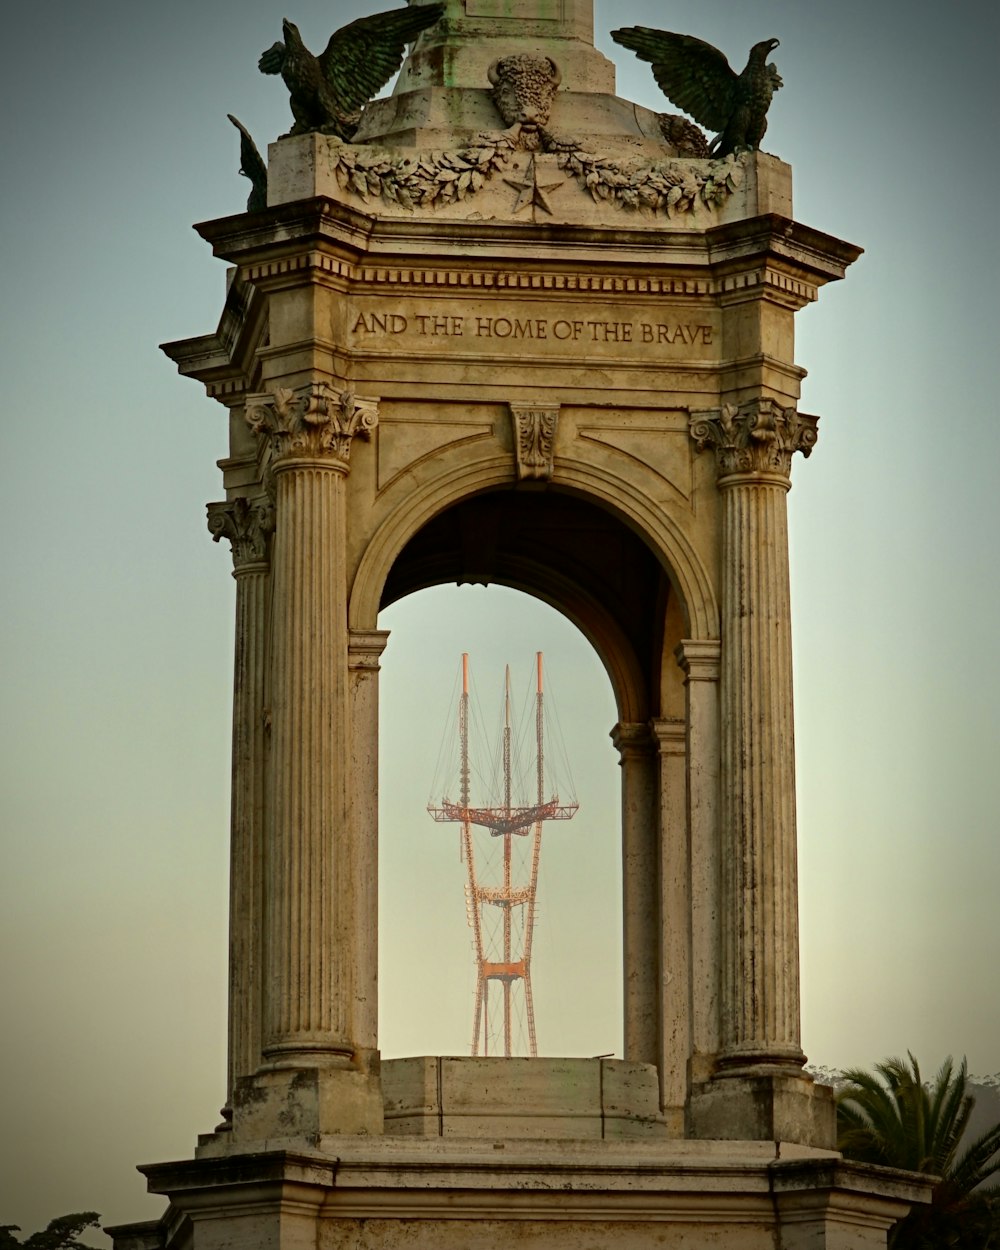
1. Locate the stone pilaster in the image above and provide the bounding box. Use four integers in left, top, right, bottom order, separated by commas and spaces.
649, 716, 687, 1129
206, 495, 274, 1116
348, 629, 391, 1053
229, 381, 382, 1141
674, 640, 721, 1084
611, 721, 658, 1066
686, 401, 834, 1146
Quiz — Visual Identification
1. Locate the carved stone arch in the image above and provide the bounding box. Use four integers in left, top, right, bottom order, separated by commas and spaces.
379, 523, 649, 723
349, 455, 719, 648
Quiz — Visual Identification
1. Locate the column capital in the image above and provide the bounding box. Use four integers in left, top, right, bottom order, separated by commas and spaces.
610, 721, 654, 759
245, 382, 379, 470
675, 639, 721, 682
207, 496, 275, 571
348, 629, 391, 671
649, 716, 686, 756
689, 399, 818, 485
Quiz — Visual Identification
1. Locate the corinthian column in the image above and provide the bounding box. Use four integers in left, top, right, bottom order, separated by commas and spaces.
207, 494, 274, 1117
689, 400, 817, 1076
245, 381, 378, 1067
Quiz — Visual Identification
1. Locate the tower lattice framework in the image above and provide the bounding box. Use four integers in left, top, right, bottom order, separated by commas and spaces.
428, 653, 577, 1056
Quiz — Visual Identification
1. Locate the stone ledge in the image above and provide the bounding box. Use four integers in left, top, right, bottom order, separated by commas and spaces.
121, 1146, 933, 1250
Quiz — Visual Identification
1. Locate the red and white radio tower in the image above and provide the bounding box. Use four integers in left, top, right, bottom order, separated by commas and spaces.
428, 653, 578, 1057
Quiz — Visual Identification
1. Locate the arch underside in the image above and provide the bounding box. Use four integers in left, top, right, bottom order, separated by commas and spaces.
379, 488, 672, 724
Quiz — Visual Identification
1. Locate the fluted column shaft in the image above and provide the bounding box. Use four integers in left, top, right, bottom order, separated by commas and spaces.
244, 382, 379, 1069
719, 477, 802, 1066
265, 460, 352, 1061
690, 400, 817, 1074
207, 496, 274, 1107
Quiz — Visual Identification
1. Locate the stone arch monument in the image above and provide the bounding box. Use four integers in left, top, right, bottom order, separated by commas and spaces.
111, 1, 931, 1245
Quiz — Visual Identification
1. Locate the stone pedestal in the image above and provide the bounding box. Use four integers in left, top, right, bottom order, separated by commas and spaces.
110, 1139, 931, 1250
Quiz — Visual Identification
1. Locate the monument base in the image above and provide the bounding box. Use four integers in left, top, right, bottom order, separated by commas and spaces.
108, 1138, 931, 1250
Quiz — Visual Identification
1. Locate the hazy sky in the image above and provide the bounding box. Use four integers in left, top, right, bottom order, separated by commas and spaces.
1, 0, 997, 1242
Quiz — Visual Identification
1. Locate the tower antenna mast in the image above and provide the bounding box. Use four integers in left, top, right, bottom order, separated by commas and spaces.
429, 653, 578, 1056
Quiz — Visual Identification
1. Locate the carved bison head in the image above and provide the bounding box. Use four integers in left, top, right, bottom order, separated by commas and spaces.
487, 54, 562, 135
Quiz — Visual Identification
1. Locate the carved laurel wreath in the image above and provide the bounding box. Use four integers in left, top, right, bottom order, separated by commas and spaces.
329, 135, 747, 217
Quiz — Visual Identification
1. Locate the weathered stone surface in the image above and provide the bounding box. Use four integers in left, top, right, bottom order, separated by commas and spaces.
112, 1145, 932, 1250
138, 0, 920, 1244
382, 1056, 666, 1138
266, 130, 793, 227
689, 1071, 837, 1148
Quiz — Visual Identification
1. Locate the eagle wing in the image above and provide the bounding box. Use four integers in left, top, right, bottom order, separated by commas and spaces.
611, 27, 738, 134
228, 115, 268, 212
319, 4, 445, 119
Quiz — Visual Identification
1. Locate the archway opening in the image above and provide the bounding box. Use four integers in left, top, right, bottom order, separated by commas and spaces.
377, 583, 623, 1059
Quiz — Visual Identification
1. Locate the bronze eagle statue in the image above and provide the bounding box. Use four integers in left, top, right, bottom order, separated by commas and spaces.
259, 5, 446, 140
227, 115, 268, 213
611, 28, 782, 158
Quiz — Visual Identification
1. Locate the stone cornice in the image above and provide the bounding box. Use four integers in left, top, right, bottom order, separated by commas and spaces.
161, 274, 267, 401
245, 383, 379, 469
689, 399, 818, 484
194, 197, 859, 293
207, 496, 275, 570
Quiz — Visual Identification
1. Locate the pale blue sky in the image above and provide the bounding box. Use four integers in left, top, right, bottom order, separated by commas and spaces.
1, 0, 997, 1241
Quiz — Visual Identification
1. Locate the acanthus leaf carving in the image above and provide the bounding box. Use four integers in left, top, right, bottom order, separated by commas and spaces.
509, 403, 559, 481
689, 399, 818, 480
245, 382, 379, 467
207, 495, 276, 569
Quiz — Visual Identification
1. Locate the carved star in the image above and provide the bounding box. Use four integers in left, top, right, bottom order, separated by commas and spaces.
504, 157, 564, 216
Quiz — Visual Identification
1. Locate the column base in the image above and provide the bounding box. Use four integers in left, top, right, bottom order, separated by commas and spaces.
688, 1070, 836, 1148
200, 1054, 383, 1151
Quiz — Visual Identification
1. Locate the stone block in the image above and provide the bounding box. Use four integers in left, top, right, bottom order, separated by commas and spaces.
381, 1055, 668, 1139
688, 1072, 837, 1148
600, 1059, 671, 1138
229, 1062, 383, 1143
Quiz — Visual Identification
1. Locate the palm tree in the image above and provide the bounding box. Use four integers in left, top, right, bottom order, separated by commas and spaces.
837, 1054, 1000, 1249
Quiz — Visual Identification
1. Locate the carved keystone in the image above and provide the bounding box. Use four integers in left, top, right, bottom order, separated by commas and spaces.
509, 403, 559, 481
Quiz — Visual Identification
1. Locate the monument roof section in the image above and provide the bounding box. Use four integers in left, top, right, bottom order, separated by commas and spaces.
245, 0, 805, 234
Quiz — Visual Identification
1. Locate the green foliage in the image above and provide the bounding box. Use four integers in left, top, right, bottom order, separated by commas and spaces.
837, 1054, 1000, 1249
0, 1214, 101, 1249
